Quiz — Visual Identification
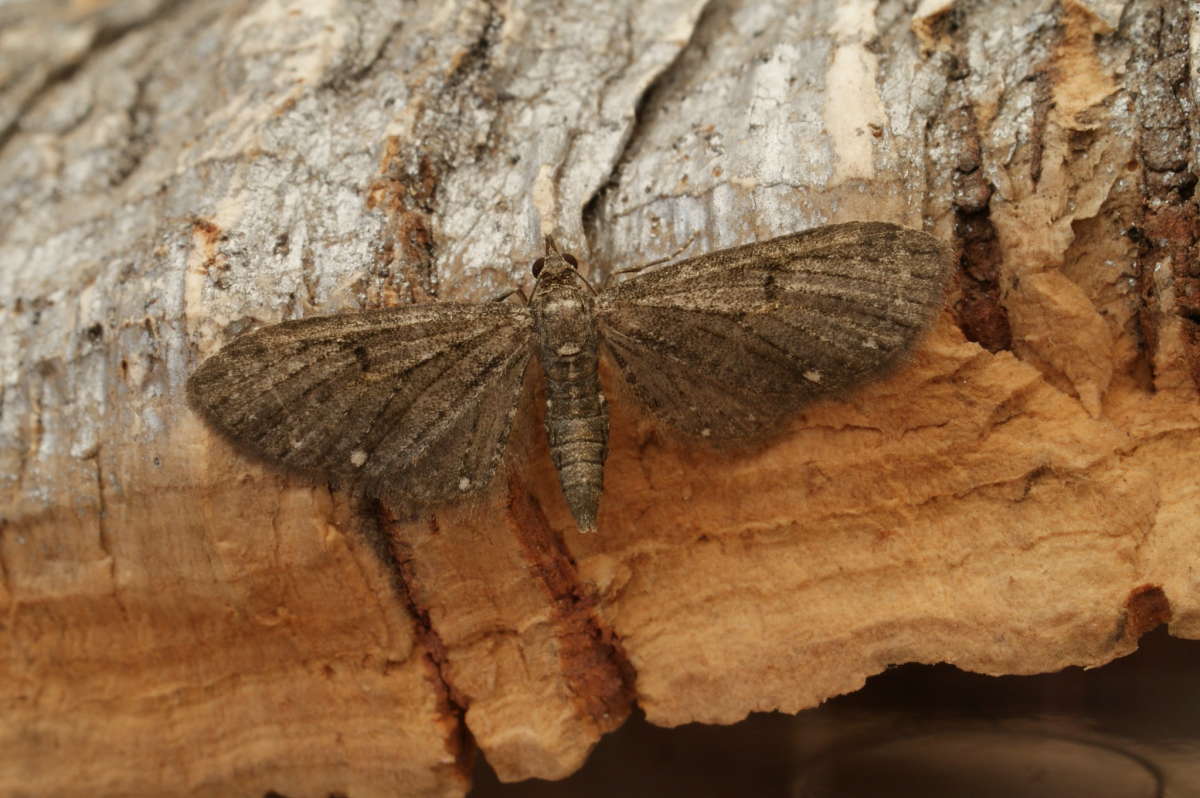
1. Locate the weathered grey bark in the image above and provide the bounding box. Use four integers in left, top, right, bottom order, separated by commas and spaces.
1, 0, 1197, 796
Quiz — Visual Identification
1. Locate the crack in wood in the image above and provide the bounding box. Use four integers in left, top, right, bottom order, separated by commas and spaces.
936, 40, 1009, 353
506, 475, 637, 731
1128, 0, 1200, 390
581, 0, 719, 257
359, 500, 475, 774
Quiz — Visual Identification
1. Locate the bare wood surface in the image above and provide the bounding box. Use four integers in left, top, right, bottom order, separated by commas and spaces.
1, 0, 1197, 795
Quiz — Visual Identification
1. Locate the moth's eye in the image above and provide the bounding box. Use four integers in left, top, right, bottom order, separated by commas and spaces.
563, 254, 578, 268
532, 257, 545, 277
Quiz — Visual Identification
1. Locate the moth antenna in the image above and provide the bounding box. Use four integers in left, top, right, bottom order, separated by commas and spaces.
576, 271, 599, 296
544, 235, 560, 256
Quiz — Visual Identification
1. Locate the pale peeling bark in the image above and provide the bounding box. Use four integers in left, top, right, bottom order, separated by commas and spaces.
1, 0, 1197, 795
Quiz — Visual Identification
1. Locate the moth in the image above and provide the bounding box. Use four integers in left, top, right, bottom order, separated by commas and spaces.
187, 221, 952, 531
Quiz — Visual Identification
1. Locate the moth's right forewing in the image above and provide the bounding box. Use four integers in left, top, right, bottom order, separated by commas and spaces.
596, 222, 952, 441
186, 302, 535, 505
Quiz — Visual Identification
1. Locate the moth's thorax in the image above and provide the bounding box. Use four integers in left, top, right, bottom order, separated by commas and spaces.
530, 262, 599, 376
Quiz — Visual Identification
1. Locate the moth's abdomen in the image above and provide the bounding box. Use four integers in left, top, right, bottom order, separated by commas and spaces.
532, 287, 609, 531
544, 362, 607, 532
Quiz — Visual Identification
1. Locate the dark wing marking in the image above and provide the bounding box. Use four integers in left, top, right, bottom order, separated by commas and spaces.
596, 222, 952, 441
186, 302, 534, 506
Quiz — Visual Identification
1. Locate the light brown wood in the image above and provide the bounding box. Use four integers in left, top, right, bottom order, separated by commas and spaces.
2, 0, 1197, 795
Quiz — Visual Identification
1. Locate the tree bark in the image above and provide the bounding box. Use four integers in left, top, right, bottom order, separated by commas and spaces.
1, 0, 1197, 795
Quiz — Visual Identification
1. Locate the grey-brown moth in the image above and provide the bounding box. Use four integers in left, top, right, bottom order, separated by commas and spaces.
186, 221, 952, 532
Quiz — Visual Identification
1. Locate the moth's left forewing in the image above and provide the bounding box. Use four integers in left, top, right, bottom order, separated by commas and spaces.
596, 222, 953, 442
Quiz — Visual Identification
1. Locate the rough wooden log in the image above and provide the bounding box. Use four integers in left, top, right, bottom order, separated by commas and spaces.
1, 0, 1197, 795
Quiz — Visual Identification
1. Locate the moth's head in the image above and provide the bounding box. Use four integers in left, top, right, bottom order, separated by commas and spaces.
530, 235, 581, 284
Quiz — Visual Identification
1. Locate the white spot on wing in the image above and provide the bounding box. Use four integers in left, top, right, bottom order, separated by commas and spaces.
458, 477, 471, 491
350, 450, 368, 467
701, 428, 711, 438
804, 369, 823, 383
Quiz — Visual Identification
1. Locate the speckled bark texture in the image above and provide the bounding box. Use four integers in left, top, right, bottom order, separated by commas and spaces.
1, 0, 1197, 796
